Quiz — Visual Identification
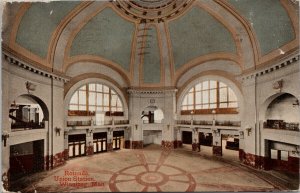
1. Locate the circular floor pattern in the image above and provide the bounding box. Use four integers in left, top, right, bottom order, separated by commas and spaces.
109, 163, 196, 192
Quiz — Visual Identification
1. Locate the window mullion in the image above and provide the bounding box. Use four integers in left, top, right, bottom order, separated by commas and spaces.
109, 89, 111, 113
193, 86, 196, 111
216, 82, 219, 109
86, 84, 89, 112
227, 87, 229, 108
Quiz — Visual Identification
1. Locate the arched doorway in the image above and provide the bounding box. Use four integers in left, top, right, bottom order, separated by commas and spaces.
262, 93, 300, 173
9, 94, 49, 131
9, 94, 49, 183
141, 106, 164, 147
141, 106, 164, 124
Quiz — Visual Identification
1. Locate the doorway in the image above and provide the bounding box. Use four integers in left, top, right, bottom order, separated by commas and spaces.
68, 134, 86, 158
9, 140, 44, 181
182, 131, 192, 144
113, 131, 124, 150
221, 134, 239, 161
93, 132, 107, 153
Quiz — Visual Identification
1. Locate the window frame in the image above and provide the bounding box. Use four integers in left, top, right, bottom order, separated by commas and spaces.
181, 81, 238, 114
68, 83, 124, 116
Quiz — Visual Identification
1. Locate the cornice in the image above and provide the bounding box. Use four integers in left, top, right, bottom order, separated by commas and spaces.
240, 51, 300, 81
2, 50, 70, 83
127, 86, 177, 94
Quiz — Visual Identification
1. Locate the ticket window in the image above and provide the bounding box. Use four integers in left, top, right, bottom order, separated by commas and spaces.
93, 138, 107, 153
113, 136, 122, 150
93, 132, 107, 153
68, 134, 86, 158
113, 131, 124, 150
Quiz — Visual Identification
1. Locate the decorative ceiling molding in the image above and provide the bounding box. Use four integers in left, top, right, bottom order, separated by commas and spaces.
241, 52, 300, 80
112, 0, 195, 23
127, 87, 177, 95
3, 50, 69, 83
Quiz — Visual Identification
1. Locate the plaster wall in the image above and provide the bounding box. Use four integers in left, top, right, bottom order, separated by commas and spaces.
128, 90, 176, 142
65, 62, 128, 88
143, 130, 162, 145
241, 60, 300, 156
2, 58, 65, 173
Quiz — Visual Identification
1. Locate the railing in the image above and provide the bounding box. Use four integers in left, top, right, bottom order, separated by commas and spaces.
193, 120, 213, 126
143, 120, 162, 124
263, 121, 299, 131
215, 121, 241, 127
176, 120, 191, 125
11, 122, 45, 131
67, 120, 91, 127
176, 120, 240, 127
114, 120, 129, 125
67, 120, 130, 127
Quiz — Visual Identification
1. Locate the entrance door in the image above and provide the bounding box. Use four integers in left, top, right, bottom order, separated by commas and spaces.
68, 134, 86, 158
199, 132, 213, 146
182, 131, 192, 144
33, 140, 44, 172
113, 131, 124, 150
93, 132, 107, 153
9, 140, 44, 180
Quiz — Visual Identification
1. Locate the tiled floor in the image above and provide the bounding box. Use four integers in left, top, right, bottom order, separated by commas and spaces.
13, 144, 296, 192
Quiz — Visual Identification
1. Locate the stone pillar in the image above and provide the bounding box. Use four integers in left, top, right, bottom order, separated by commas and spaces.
192, 128, 199, 152
212, 129, 222, 156
176, 128, 183, 148
132, 141, 143, 149
107, 128, 113, 151
1, 140, 10, 191
2, 69, 10, 190
85, 129, 94, 156
124, 127, 131, 149
63, 131, 69, 160
161, 140, 174, 151
161, 124, 175, 151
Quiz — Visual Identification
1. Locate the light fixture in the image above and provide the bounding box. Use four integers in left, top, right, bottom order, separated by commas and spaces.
245, 126, 252, 136
272, 79, 283, 91
86, 128, 93, 136
55, 127, 61, 136
25, 81, 37, 93
2, 132, 9, 147
293, 99, 299, 107
239, 131, 244, 139
213, 129, 220, 137
64, 128, 70, 139
108, 127, 113, 134
135, 124, 138, 130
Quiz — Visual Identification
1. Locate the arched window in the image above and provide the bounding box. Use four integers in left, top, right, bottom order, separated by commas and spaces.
68, 83, 123, 116
181, 80, 238, 114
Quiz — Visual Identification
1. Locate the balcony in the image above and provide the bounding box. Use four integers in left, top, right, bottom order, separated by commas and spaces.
193, 120, 213, 126
176, 120, 191, 125
67, 120, 92, 127
263, 120, 299, 131
215, 121, 241, 127
66, 119, 130, 128
114, 120, 129, 125
175, 119, 241, 130
11, 122, 45, 132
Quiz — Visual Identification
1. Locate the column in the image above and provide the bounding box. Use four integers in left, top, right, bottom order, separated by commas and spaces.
107, 128, 114, 151
85, 128, 94, 156
124, 127, 131, 149
192, 128, 200, 152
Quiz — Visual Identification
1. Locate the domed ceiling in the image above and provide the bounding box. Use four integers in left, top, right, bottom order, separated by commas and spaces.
3, 0, 299, 87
